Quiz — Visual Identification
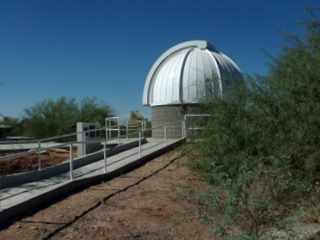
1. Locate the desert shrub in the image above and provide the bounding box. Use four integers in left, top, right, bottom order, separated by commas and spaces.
79, 97, 113, 125
190, 11, 320, 239
23, 97, 113, 138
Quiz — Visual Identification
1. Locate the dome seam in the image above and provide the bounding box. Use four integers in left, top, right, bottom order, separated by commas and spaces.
205, 50, 223, 98
179, 48, 194, 104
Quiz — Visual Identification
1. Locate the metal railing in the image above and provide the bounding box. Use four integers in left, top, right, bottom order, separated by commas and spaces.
61, 123, 178, 182
0, 126, 110, 174
0, 121, 187, 212
0, 119, 187, 176
184, 114, 211, 141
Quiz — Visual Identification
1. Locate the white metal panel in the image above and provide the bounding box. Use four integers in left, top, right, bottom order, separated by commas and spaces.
143, 40, 242, 107
143, 40, 214, 105
149, 48, 189, 106
182, 48, 223, 103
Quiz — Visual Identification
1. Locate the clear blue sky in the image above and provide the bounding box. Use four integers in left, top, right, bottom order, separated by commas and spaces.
0, 0, 318, 118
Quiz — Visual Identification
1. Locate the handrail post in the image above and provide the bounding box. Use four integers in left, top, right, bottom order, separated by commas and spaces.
164, 126, 167, 140
184, 115, 188, 139
105, 127, 108, 145
69, 143, 73, 181
117, 118, 120, 144
138, 131, 142, 158
103, 142, 107, 174
181, 121, 185, 138
126, 120, 129, 139
37, 141, 41, 171
83, 130, 86, 157
140, 120, 144, 138
107, 120, 110, 141
181, 121, 183, 138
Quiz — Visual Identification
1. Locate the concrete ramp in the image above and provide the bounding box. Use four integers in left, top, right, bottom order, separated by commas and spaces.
0, 138, 185, 226
1, 138, 146, 189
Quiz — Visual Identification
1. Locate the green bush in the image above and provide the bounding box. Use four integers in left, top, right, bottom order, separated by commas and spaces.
191, 12, 320, 239
23, 97, 113, 138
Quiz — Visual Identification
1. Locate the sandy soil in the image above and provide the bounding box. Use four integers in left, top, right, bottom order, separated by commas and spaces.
0, 149, 215, 240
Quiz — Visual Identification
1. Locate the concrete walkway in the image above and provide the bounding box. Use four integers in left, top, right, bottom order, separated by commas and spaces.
0, 138, 184, 224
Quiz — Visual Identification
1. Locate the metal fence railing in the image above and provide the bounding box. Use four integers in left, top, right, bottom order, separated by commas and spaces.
0, 120, 189, 212
0, 120, 186, 176
184, 114, 211, 141
0, 113, 212, 175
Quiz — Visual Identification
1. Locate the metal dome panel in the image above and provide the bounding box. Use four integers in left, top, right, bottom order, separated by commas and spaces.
143, 40, 242, 106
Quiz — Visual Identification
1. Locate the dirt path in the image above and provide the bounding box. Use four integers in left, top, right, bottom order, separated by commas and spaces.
0, 149, 215, 240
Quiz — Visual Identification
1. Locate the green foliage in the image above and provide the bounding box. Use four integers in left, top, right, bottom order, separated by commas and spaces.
0, 116, 23, 137
23, 97, 113, 138
79, 97, 113, 125
129, 111, 151, 128
191, 12, 320, 239
129, 111, 144, 121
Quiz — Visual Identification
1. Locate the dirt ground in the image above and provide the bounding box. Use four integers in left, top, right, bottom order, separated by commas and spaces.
0, 149, 215, 240
0, 148, 73, 175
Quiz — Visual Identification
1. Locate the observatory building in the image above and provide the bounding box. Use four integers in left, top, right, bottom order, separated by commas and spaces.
142, 40, 242, 138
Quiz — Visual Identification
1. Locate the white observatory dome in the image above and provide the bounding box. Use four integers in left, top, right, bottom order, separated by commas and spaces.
143, 40, 242, 106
